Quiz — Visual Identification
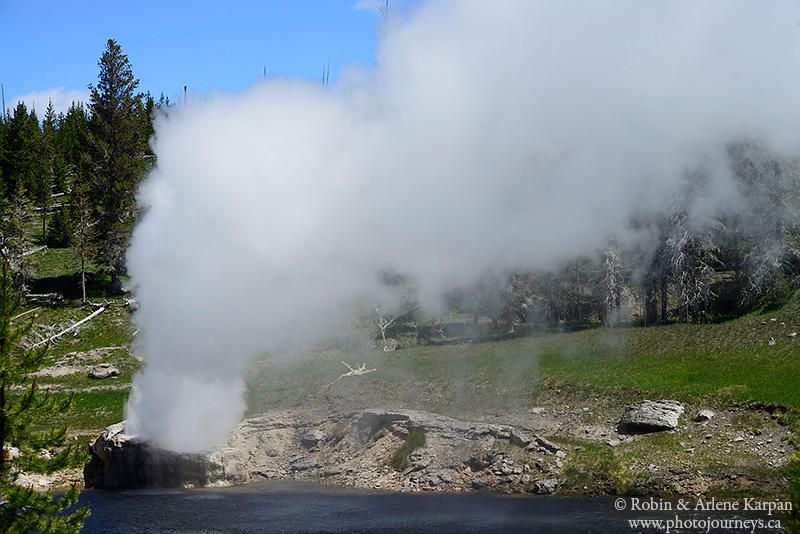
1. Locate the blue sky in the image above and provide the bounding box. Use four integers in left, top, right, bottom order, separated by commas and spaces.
0, 0, 387, 114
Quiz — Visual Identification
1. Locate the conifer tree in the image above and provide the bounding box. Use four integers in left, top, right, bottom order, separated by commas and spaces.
2, 186, 35, 292
37, 101, 58, 242
0, 257, 89, 532
88, 39, 147, 291
55, 103, 90, 193
45, 206, 72, 250
0, 103, 40, 199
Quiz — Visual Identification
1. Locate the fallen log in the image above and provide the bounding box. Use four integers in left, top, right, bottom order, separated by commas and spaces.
22, 246, 47, 257
12, 307, 41, 321
32, 306, 106, 349
329, 361, 377, 386
26, 293, 64, 303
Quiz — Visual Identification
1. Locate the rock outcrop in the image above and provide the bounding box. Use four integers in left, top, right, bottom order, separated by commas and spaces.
88, 363, 119, 379
86, 409, 566, 492
618, 400, 684, 433
83, 422, 248, 489
694, 409, 714, 422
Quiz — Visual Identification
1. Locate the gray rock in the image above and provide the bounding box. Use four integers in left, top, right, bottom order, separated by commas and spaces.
301, 429, 325, 447
358, 409, 513, 442
88, 363, 119, 379
520, 474, 531, 484
324, 463, 353, 476
471, 478, 488, 489
619, 400, 684, 433
695, 410, 714, 422
83, 421, 245, 489
510, 429, 532, 448
534, 478, 558, 494
534, 435, 560, 453
292, 458, 321, 471
409, 448, 429, 461
499, 476, 514, 484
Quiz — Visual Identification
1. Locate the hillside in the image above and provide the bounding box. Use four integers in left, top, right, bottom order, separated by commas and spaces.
245, 295, 800, 421
12, 246, 800, 496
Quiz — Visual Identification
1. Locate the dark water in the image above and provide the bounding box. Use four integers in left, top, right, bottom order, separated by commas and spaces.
76, 481, 783, 534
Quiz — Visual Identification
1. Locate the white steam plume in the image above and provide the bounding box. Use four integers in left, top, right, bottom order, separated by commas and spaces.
125, 0, 800, 451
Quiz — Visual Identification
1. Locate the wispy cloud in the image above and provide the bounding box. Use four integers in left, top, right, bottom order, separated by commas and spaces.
7, 87, 89, 117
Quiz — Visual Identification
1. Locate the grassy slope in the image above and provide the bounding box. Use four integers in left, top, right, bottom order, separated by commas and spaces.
244, 300, 800, 497
18, 246, 800, 439
19, 247, 140, 435
14, 245, 800, 495
246, 294, 800, 421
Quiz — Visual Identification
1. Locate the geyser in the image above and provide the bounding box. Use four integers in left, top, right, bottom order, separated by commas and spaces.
125, 0, 800, 452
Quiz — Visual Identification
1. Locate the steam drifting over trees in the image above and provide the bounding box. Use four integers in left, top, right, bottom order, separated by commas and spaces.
2, 2, 800, 452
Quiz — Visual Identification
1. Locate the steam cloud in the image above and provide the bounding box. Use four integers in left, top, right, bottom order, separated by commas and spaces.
125, 0, 800, 451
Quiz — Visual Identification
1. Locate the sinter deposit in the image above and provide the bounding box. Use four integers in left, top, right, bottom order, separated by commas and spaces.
84, 409, 564, 492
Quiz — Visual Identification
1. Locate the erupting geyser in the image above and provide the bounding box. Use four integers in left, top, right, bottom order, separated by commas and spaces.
124, 0, 800, 452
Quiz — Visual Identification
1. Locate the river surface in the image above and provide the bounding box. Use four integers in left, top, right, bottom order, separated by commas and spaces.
76, 480, 783, 534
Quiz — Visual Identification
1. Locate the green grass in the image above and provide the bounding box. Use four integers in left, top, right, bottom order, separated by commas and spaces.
4, 246, 142, 436
15, 245, 800, 447
554, 437, 628, 494
537, 309, 800, 408
28, 389, 131, 434
387, 431, 426, 471
246, 290, 800, 424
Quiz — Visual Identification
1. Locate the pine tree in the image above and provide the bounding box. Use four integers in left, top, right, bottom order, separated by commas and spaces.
2, 186, 35, 292
0, 258, 89, 532
45, 206, 72, 249
0, 103, 41, 200
54, 103, 90, 194
88, 39, 147, 292
37, 101, 58, 242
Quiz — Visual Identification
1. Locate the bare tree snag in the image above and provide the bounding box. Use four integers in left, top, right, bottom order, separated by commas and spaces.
374, 309, 397, 352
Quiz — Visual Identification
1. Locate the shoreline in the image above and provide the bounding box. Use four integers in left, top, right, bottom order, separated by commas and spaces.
80, 402, 797, 498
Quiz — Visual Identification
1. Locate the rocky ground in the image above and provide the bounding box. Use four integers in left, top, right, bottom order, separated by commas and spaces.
80, 399, 798, 497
